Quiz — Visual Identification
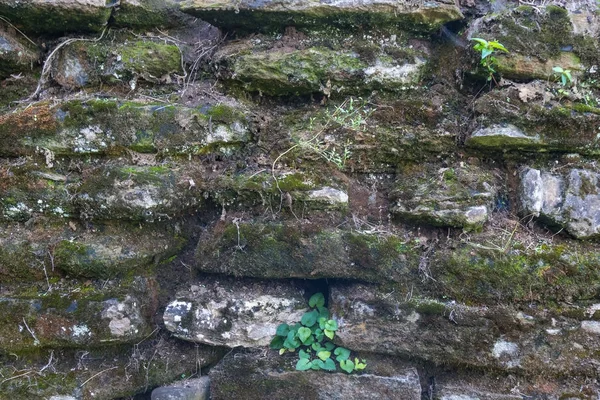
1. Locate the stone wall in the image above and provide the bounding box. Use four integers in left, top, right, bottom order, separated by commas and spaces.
1, 0, 600, 398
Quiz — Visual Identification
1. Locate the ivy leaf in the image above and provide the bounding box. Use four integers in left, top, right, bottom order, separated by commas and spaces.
296, 358, 312, 371
314, 328, 324, 342
324, 342, 335, 351
324, 329, 335, 340
312, 342, 322, 351
324, 320, 338, 331
317, 351, 331, 361
301, 310, 319, 327
275, 323, 290, 337
355, 358, 367, 370
270, 336, 284, 349
284, 331, 300, 349
323, 358, 336, 371
318, 317, 327, 330
309, 293, 325, 308
317, 306, 330, 319
299, 349, 310, 359
340, 359, 355, 373
311, 359, 324, 370
334, 347, 351, 362
297, 327, 312, 344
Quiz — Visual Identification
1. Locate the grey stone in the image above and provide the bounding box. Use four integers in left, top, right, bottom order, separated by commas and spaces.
163, 277, 307, 347
179, 0, 463, 33
520, 167, 600, 239
467, 124, 541, 150
391, 163, 496, 229
307, 187, 349, 205
152, 377, 210, 400
210, 349, 422, 400
0, 25, 39, 79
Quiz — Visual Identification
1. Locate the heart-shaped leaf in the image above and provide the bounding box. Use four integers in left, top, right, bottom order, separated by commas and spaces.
296, 358, 312, 371
270, 336, 284, 349
317, 351, 331, 361
323, 358, 336, 371
324, 319, 338, 331
355, 358, 367, 370
324, 342, 335, 351
311, 359, 324, 370
299, 349, 310, 359
324, 329, 334, 340
334, 347, 351, 362
275, 323, 289, 337
297, 327, 312, 344
317, 306, 329, 319
301, 310, 319, 327
340, 359, 355, 373
309, 293, 325, 308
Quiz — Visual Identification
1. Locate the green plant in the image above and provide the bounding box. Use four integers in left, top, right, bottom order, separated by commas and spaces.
470, 38, 509, 82
552, 66, 573, 86
270, 292, 367, 373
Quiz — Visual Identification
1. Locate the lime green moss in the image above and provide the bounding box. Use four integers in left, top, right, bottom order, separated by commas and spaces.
119, 41, 181, 77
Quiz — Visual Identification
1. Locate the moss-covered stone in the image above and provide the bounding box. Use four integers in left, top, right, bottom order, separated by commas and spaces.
0, 99, 250, 156
0, 0, 111, 35
195, 221, 419, 282
112, 0, 184, 29
0, 25, 40, 79
180, 0, 463, 35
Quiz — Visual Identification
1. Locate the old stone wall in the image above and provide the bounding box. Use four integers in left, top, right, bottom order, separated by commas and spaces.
1, 0, 600, 398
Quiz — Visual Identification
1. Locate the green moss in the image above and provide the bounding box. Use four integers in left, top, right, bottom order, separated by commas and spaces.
205, 104, 246, 125
119, 41, 181, 77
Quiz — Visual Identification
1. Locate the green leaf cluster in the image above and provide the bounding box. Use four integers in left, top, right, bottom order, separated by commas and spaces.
270, 292, 367, 373
553, 66, 573, 86
471, 38, 509, 82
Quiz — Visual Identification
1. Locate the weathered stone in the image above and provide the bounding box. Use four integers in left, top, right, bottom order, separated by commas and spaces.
0, 221, 185, 281
112, 0, 184, 29
495, 52, 582, 82
520, 166, 600, 239
180, 0, 463, 34
330, 282, 600, 376
391, 162, 497, 229
195, 221, 418, 282
0, 0, 111, 34
209, 348, 422, 400
0, 279, 156, 351
0, 99, 250, 157
163, 277, 307, 347
76, 164, 204, 221
0, 339, 225, 400
0, 23, 39, 79
467, 124, 541, 151
151, 376, 210, 400
53, 38, 183, 89
215, 41, 427, 96
473, 84, 600, 155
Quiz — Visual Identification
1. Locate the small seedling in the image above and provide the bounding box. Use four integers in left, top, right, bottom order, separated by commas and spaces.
270, 292, 366, 373
553, 66, 573, 86
470, 38, 509, 82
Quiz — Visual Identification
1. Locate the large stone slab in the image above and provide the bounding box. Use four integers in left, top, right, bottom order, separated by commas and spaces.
520, 166, 600, 239
163, 277, 307, 347
0, 0, 111, 34
391, 162, 497, 229
0, 339, 225, 400
330, 282, 600, 377
209, 348, 422, 400
195, 220, 418, 282
0, 220, 185, 281
180, 0, 462, 34
0, 99, 250, 156
0, 278, 157, 351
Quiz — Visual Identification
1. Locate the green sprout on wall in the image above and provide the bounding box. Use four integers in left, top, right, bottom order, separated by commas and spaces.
552, 66, 573, 86
270, 292, 367, 373
470, 38, 509, 82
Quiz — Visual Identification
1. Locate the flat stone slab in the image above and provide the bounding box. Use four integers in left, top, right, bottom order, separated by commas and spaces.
152, 376, 210, 400
163, 277, 307, 347
209, 349, 421, 400
467, 124, 542, 151
180, 0, 462, 34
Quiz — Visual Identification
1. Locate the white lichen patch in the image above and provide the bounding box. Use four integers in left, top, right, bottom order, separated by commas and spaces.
364, 57, 425, 87
581, 320, 600, 334
308, 187, 349, 205
492, 339, 520, 368
71, 324, 91, 338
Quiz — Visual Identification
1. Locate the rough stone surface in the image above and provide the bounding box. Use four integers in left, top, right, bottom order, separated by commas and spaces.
151, 376, 210, 400
209, 349, 422, 400
520, 166, 600, 239
0, 0, 112, 34
163, 277, 307, 347
180, 0, 463, 33
467, 124, 541, 150
391, 162, 496, 229
0, 24, 39, 79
